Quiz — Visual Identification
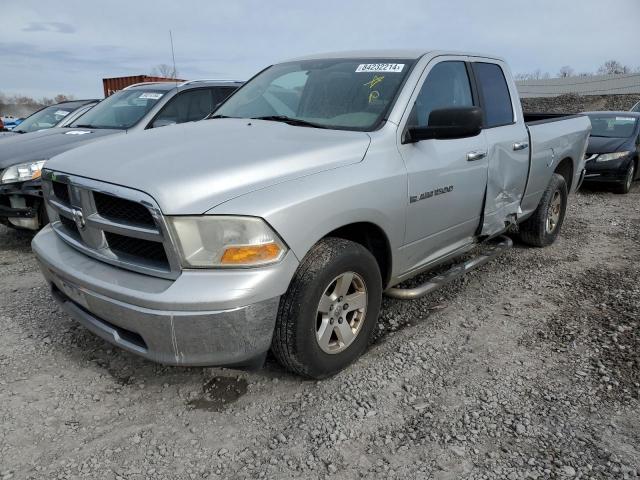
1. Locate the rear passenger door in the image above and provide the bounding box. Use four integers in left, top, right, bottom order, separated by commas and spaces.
471, 61, 529, 235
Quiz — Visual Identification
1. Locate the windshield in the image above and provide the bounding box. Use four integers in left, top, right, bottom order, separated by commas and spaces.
631, 102, 640, 113
214, 58, 415, 131
14, 104, 78, 133
70, 89, 168, 129
588, 114, 638, 138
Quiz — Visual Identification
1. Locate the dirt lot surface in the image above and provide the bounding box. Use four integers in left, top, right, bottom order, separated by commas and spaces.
1, 184, 639, 480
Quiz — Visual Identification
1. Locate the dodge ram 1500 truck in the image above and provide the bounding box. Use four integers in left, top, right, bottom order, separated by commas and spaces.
32, 50, 591, 379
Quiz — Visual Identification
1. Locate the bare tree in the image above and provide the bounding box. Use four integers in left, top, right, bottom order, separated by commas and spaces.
597, 60, 631, 75
151, 63, 179, 79
558, 65, 574, 78
54, 94, 74, 103
0, 91, 76, 117
514, 69, 551, 81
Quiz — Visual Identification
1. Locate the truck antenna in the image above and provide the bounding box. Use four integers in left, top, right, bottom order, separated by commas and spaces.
169, 30, 178, 86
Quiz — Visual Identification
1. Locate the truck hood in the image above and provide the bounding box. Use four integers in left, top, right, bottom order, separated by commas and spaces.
46, 118, 371, 214
586, 136, 633, 155
0, 128, 121, 170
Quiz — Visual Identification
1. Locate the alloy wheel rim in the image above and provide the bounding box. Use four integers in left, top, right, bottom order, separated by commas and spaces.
316, 271, 368, 354
546, 191, 562, 234
626, 165, 634, 190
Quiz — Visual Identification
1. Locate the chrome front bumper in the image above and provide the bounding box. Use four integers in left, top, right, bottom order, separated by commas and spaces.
32, 226, 299, 367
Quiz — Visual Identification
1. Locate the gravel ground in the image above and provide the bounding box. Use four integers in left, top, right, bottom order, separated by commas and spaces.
0, 184, 639, 479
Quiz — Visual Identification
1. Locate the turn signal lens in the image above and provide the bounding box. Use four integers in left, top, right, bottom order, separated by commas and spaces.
221, 242, 282, 265
166, 215, 287, 268
1, 160, 46, 184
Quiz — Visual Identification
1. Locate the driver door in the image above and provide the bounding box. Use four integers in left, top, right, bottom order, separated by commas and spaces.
397, 59, 488, 273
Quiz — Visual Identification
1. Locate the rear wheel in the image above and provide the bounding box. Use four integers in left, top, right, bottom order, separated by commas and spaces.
271, 237, 382, 379
518, 173, 568, 247
614, 162, 635, 194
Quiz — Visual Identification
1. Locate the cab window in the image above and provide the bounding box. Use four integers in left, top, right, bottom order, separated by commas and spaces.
407, 61, 474, 128
472, 62, 514, 128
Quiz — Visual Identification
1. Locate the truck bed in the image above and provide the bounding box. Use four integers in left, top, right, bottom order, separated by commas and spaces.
520, 114, 592, 216
524, 112, 585, 125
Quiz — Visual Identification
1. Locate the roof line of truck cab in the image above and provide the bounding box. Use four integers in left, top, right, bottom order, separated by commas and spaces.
284, 49, 506, 63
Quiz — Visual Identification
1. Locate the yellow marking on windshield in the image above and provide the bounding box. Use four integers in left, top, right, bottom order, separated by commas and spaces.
364, 75, 384, 89
368, 90, 380, 103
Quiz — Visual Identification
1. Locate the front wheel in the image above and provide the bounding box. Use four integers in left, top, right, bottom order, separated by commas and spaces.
614, 162, 635, 194
518, 173, 568, 247
271, 237, 382, 379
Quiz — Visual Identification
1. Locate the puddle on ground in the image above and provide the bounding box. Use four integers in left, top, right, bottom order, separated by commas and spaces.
187, 376, 248, 412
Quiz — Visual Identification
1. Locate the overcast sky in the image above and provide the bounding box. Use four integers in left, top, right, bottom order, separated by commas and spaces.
1, 0, 638, 99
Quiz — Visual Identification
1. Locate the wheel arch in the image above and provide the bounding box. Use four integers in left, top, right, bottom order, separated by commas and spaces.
323, 222, 393, 289
554, 157, 575, 191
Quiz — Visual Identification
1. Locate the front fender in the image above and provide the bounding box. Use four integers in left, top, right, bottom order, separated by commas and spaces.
208, 161, 407, 279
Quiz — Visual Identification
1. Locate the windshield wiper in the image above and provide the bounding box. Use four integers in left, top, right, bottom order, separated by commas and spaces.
73, 124, 99, 129
250, 115, 328, 129
209, 114, 234, 119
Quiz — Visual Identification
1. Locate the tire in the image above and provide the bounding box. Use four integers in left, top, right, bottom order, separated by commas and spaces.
0, 218, 19, 230
271, 237, 382, 379
614, 162, 635, 195
518, 173, 568, 247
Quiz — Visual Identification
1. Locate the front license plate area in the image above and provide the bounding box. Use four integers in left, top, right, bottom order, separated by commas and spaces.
50, 270, 89, 309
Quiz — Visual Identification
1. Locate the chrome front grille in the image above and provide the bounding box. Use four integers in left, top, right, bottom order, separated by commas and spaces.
93, 191, 156, 227
42, 170, 180, 279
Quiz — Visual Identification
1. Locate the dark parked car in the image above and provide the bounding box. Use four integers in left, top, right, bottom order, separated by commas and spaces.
0, 80, 242, 230
582, 112, 640, 194
0, 100, 99, 139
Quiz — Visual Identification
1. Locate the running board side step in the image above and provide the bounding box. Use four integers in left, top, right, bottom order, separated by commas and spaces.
385, 235, 513, 300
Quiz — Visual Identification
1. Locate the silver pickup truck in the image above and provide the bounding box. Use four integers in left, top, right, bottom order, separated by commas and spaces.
32, 50, 591, 379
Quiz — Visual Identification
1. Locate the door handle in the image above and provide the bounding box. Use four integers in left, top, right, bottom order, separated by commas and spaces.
513, 142, 529, 151
466, 151, 487, 161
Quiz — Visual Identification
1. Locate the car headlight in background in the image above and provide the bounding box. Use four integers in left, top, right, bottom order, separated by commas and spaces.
167, 215, 287, 268
596, 151, 630, 162
1, 160, 47, 184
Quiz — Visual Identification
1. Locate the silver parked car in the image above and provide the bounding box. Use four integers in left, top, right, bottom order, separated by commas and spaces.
32, 50, 591, 378
0, 80, 242, 230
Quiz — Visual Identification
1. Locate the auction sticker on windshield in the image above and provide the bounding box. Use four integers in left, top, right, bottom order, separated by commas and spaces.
55, 110, 70, 116
356, 63, 405, 73
139, 92, 163, 100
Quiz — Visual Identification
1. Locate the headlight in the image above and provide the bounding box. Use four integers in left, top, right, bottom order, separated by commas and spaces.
167, 216, 287, 268
1, 160, 46, 184
596, 151, 630, 162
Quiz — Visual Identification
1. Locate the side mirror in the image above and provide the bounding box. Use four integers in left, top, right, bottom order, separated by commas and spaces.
152, 119, 177, 129
406, 107, 483, 142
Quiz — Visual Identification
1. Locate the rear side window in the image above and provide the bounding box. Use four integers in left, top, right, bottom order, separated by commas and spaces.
211, 86, 238, 107
473, 62, 514, 128
408, 61, 474, 128
153, 89, 216, 127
